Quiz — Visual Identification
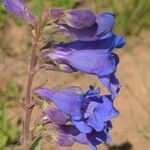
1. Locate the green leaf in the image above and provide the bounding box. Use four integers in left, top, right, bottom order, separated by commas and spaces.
0, 104, 8, 131
30, 137, 42, 150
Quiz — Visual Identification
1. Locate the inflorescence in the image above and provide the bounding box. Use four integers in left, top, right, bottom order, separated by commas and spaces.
2, 1, 126, 150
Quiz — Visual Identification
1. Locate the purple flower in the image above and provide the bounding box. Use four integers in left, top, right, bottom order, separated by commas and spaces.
43, 121, 112, 150
54, 11, 115, 41
35, 86, 117, 149
40, 9, 125, 99
2, 0, 37, 25
63, 9, 96, 29
34, 86, 119, 133
40, 47, 120, 99
41, 48, 118, 75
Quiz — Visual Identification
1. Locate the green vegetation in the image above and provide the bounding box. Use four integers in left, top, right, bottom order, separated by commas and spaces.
0, 103, 18, 149
110, 0, 150, 35
0, 2, 7, 28
0, 79, 21, 149
44, 0, 77, 9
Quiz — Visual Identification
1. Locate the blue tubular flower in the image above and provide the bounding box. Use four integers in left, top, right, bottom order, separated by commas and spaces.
55, 32, 125, 51
58, 121, 112, 150
41, 8, 126, 99
43, 48, 118, 76
40, 47, 120, 98
55, 11, 115, 41
34, 87, 82, 116
2, 0, 37, 25
34, 86, 92, 133
34, 86, 119, 134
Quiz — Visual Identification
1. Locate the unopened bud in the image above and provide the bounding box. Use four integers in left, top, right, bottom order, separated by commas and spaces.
2, 0, 37, 25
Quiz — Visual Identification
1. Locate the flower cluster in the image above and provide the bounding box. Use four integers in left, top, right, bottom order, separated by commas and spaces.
34, 86, 118, 150
2, 1, 125, 150
40, 8, 125, 100
35, 8, 125, 150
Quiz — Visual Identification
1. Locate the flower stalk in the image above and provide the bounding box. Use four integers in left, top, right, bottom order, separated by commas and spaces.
22, 24, 41, 150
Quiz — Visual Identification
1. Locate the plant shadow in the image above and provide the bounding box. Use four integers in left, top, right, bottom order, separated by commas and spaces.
106, 141, 132, 150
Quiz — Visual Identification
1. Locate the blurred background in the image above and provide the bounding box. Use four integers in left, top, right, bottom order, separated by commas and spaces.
0, 0, 150, 150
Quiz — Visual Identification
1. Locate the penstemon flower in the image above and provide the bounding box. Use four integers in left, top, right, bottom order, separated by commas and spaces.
53, 10, 115, 41
34, 86, 118, 150
40, 9, 125, 99
40, 47, 120, 99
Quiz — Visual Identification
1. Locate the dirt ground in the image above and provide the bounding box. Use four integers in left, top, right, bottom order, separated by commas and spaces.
0, 22, 150, 150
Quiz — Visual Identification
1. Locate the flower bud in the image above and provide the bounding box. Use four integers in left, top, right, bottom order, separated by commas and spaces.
64, 9, 96, 29
50, 7, 64, 19
2, 0, 37, 25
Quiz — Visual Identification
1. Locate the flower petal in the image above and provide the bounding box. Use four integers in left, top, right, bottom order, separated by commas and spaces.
114, 35, 126, 48
33, 87, 56, 101
34, 87, 83, 120
60, 124, 80, 136
95, 12, 115, 36
52, 91, 82, 117
64, 9, 96, 29
56, 33, 124, 51
94, 96, 119, 121
48, 49, 117, 76
87, 112, 104, 132
72, 119, 92, 133
44, 106, 70, 125
58, 23, 98, 41
99, 74, 121, 100
87, 129, 111, 145
84, 95, 118, 131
